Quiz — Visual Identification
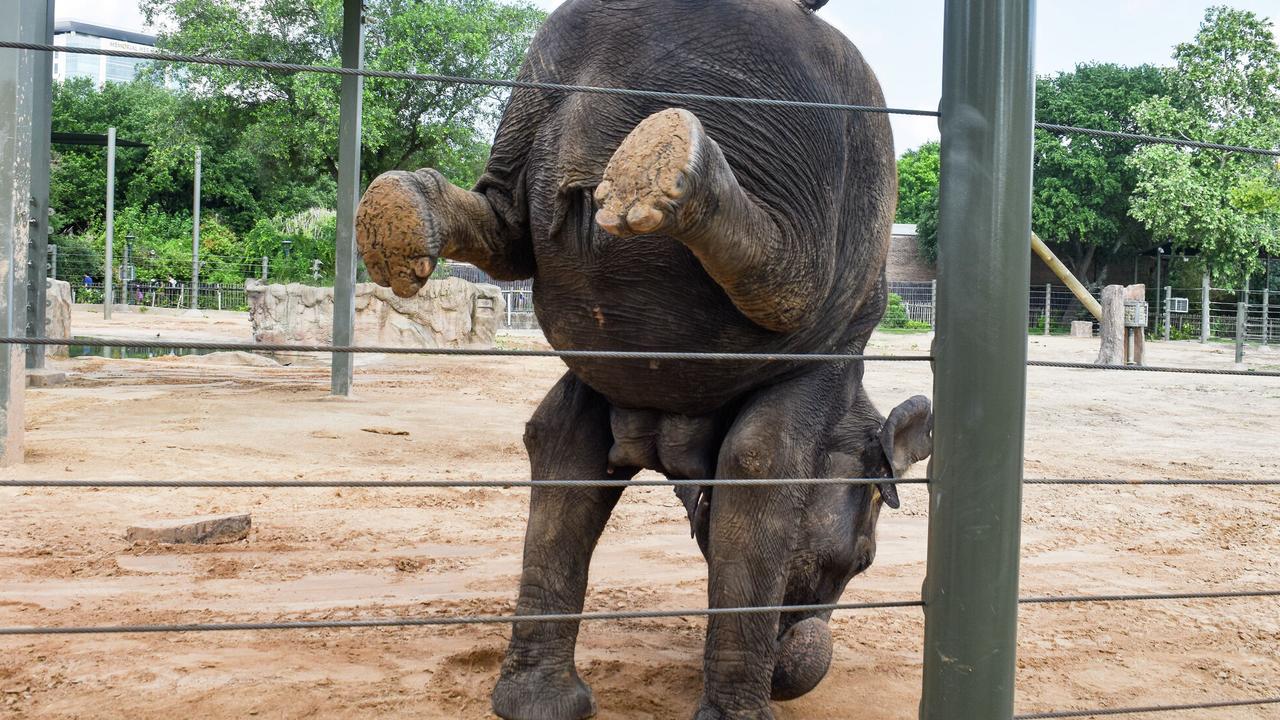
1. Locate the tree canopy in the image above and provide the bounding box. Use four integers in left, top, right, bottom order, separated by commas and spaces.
49, 0, 545, 289
1127, 6, 1280, 284
899, 8, 1280, 289
1032, 63, 1170, 284
901, 63, 1171, 280
895, 141, 938, 225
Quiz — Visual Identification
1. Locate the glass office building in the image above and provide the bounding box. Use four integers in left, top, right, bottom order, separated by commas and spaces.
52, 21, 159, 86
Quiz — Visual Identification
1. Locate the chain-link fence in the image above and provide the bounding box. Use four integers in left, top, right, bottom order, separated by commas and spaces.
48, 245, 323, 312
51, 241, 1276, 344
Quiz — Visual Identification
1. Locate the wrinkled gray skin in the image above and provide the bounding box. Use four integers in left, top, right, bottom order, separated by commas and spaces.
355, 1, 932, 717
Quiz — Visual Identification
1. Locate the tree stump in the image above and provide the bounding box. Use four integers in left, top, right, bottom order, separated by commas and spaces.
1095, 285, 1125, 365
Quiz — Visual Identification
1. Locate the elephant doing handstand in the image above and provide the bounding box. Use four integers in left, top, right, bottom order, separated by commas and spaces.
355, 0, 933, 717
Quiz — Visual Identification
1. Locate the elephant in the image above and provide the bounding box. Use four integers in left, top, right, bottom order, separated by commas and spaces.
355, 0, 933, 717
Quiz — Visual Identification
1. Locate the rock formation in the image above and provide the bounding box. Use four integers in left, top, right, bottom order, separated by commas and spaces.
246, 277, 505, 349
45, 279, 72, 358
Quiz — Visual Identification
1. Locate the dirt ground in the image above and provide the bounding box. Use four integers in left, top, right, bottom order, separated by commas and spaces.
1, 309, 1278, 719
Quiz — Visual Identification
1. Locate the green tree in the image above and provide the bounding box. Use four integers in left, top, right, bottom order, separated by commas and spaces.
912, 64, 1170, 275
139, 0, 546, 193
1033, 63, 1171, 285
896, 141, 939, 224
1128, 7, 1280, 284
50, 77, 184, 234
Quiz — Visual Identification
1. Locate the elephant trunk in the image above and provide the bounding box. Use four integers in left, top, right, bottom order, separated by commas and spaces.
770, 616, 834, 701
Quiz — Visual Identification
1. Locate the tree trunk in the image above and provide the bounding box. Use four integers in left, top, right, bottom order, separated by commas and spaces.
1095, 285, 1125, 365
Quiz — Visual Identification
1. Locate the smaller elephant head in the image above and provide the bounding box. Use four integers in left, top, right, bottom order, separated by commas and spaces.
772, 394, 932, 700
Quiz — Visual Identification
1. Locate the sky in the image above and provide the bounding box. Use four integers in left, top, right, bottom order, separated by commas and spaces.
55, 0, 1280, 156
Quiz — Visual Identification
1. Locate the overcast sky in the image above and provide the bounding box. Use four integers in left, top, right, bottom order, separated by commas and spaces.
56, 0, 1279, 155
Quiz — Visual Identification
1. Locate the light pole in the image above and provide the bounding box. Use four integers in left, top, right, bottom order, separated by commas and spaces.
122, 233, 134, 307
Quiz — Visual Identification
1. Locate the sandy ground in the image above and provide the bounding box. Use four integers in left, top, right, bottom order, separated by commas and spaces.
1, 308, 1278, 719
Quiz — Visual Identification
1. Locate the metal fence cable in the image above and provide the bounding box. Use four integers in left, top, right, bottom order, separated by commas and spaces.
3, 479, 1278, 489
5, 590, 1277, 637
0, 599, 924, 636
1019, 589, 1280, 604
1023, 478, 1280, 486
1014, 696, 1280, 719
2, 42, 1279, 155
0, 478, 926, 489
1028, 360, 1280, 378
9, 337, 1280, 376
1034, 122, 1280, 157
0, 336, 927, 363
0, 40, 936, 117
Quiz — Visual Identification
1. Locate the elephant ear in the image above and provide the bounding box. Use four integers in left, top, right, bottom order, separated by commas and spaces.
877, 395, 933, 510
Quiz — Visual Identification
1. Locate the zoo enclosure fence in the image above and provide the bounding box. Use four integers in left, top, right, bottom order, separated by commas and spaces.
3, 1, 1280, 719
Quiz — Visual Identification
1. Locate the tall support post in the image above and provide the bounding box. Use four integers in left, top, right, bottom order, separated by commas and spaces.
1263, 288, 1270, 345
1163, 286, 1171, 340
1235, 301, 1246, 364
104, 127, 115, 320
190, 147, 201, 313
331, 0, 364, 396
920, 1, 1034, 718
121, 238, 130, 307
1043, 282, 1051, 335
1200, 271, 1210, 343
23, 0, 52, 370
261, 256, 269, 281
0, 2, 36, 462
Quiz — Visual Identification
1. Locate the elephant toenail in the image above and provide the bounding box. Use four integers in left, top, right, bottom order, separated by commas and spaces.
627, 205, 663, 233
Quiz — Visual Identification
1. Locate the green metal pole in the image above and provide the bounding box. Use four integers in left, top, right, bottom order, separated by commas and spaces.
331, 0, 364, 396
921, 0, 1035, 718
104, 127, 114, 320
23, 0, 52, 370
0, 1, 35, 462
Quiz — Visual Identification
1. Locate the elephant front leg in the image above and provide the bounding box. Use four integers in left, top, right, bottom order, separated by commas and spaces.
357, 168, 533, 298
694, 366, 851, 720
492, 372, 629, 720
593, 108, 831, 333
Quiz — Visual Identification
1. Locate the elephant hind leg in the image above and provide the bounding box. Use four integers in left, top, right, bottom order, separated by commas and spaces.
492, 371, 632, 720
593, 108, 830, 333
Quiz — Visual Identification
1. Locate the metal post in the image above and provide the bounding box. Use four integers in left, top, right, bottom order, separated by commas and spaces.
1200, 271, 1210, 343
1043, 282, 1051, 335
331, 0, 364, 396
1235, 301, 1246, 364
104, 127, 115, 320
1163, 286, 1171, 341
190, 147, 201, 313
0, 2, 36, 462
47, 244, 56, 280
121, 238, 130, 307
23, 0, 52, 370
1153, 249, 1162, 325
1263, 288, 1270, 345
921, 1, 1033, 718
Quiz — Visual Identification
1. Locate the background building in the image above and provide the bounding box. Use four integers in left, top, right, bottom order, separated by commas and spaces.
52, 20, 156, 86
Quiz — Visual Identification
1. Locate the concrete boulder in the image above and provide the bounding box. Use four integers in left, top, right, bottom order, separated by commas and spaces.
45, 279, 72, 358
246, 277, 505, 349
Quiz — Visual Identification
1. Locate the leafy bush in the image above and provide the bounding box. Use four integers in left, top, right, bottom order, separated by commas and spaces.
880, 293, 932, 330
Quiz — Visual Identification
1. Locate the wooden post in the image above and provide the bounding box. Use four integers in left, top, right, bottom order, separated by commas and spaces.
1031, 232, 1102, 320
1123, 284, 1146, 366
1096, 285, 1125, 365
